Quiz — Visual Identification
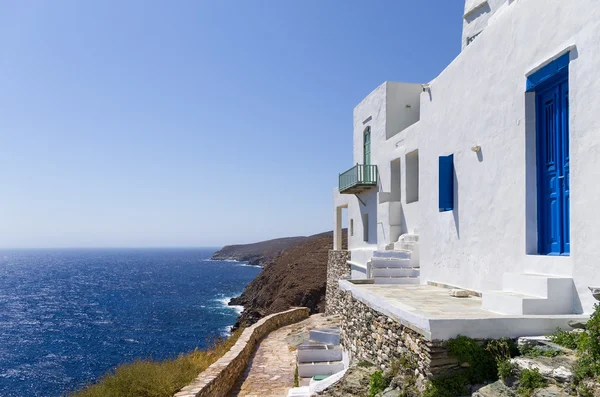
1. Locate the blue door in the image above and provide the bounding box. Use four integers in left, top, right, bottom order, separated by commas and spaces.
537, 72, 570, 255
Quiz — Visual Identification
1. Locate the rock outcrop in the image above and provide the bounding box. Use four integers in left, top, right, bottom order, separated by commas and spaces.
229, 230, 346, 330
211, 236, 309, 267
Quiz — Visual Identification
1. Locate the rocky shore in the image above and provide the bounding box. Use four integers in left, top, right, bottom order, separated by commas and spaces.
226, 230, 347, 330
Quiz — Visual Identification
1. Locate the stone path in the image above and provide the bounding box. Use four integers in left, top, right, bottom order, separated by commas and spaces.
228, 313, 339, 397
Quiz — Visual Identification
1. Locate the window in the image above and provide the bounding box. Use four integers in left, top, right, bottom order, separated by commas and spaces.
362, 213, 369, 242
439, 154, 454, 212
406, 150, 419, 203
363, 127, 371, 165
350, 219, 354, 236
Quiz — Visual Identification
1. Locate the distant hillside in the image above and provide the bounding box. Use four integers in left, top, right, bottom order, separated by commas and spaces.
229, 229, 347, 330
211, 236, 309, 267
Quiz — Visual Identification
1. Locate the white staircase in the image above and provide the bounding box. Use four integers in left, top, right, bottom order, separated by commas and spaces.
288, 327, 345, 396
373, 233, 420, 285
482, 273, 575, 315
295, 327, 344, 380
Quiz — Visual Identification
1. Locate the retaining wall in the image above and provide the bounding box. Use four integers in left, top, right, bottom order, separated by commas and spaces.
337, 289, 459, 379
325, 250, 351, 316
174, 307, 310, 397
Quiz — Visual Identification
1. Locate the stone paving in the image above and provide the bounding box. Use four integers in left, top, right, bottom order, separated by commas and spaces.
228, 313, 339, 397
339, 281, 587, 340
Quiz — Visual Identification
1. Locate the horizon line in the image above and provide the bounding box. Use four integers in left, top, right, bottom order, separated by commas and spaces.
0, 246, 224, 250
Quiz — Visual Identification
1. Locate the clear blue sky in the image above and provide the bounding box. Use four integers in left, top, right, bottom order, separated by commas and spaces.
0, 1, 464, 248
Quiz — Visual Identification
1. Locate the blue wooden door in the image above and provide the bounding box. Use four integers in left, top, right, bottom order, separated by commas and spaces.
537, 74, 570, 255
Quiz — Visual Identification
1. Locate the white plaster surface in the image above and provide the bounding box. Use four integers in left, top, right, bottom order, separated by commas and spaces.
339, 281, 587, 341
333, 0, 600, 314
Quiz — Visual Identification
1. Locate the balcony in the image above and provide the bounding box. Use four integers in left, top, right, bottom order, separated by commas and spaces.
339, 164, 378, 194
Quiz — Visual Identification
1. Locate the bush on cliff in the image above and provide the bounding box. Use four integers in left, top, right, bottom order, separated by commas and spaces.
67, 329, 242, 397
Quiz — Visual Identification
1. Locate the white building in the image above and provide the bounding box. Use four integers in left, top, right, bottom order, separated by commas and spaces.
332, 0, 600, 321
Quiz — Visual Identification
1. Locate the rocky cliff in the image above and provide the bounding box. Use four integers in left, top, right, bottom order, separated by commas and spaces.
229, 230, 347, 330
211, 236, 308, 267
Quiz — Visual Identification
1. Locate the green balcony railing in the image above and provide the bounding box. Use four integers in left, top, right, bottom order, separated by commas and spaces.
339, 164, 378, 193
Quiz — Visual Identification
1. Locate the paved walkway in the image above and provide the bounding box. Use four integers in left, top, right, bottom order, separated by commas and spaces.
228, 313, 339, 397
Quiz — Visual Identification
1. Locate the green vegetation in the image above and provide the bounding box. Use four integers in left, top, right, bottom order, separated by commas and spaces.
549, 327, 583, 350
577, 383, 594, 397
68, 329, 242, 397
447, 335, 497, 383
573, 354, 600, 383
486, 338, 515, 381
496, 360, 515, 381
424, 336, 507, 397
573, 304, 600, 384
423, 373, 470, 397
548, 304, 600, 384
519, 344, 562, 358
517, 368, 547, 396
368, 370, 389, 397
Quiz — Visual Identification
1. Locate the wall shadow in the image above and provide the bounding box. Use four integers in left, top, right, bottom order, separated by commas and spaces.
453, 167, 460, 239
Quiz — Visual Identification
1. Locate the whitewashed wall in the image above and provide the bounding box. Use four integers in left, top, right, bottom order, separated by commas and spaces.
417, 0, 600, 313
334, 0, 600, 312
334, 82, 422, 271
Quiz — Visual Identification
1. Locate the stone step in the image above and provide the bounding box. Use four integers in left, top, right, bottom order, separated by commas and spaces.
309, 328, 340, 345
502, 273, 574, 299
372, 250, 410, 260
297, 360, 345, 378
482, 290, 574, 315
373, 277, 420, 285
371, 267, 420, 278
297, 343, 343, 363
371, 257, 412, 268
287, 386, 311, 397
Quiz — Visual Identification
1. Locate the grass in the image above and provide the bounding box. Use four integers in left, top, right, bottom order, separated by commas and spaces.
68, 329, 242, 397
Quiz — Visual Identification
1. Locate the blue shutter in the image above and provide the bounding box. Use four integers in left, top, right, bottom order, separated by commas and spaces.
439, 154, 454, 212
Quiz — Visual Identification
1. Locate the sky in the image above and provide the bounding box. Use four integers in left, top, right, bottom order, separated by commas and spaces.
0, 1, 464, 248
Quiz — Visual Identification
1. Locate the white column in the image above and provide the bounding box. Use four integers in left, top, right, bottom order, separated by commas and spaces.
334, 206, 343, 250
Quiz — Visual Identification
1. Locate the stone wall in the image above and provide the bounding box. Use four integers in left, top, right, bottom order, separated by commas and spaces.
174, 307, 309, 397
337, 290, 459, 379
325, 250, 351, 316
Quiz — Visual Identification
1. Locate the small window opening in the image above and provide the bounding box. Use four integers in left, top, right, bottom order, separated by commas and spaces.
350, 219, 354, 236
362, 214, 369, 242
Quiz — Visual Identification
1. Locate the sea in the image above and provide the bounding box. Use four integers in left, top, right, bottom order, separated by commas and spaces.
0, 248, 261, 397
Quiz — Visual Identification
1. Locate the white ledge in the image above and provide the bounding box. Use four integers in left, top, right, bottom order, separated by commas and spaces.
464, 0, 488, 19
339, 280, 588, 341
347, 261, 366, 270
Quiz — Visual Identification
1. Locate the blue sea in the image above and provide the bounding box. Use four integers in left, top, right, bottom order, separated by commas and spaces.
0, 248, 261, 397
